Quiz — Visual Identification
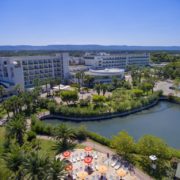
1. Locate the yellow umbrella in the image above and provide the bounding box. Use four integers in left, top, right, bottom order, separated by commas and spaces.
77, 171, 88, 180
116, 168, 127, 179
98, 165, 108, 174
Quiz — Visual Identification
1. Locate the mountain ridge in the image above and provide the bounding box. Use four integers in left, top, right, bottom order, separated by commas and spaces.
0, 45, 180, 51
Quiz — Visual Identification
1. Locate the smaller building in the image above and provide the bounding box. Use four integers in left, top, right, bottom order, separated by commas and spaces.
85, 68, 124, 83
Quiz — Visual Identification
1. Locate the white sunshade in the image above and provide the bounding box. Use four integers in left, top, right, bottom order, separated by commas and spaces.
149, 155, 157, 161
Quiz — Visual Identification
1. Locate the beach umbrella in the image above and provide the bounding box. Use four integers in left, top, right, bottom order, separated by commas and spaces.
84, 156, 93, 165
63, 151, 71, 158
84, 146, 93, 156
98, 165, 108, 174
116, 168, 127, 180
77, 171, 88, 180
84, 146, 92, 152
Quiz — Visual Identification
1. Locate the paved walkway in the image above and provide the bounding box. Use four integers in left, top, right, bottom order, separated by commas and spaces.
37, 135, 152, 180
154, 80, 180, 97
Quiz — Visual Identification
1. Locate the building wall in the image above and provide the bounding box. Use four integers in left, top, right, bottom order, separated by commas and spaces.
0, 53, 69, 89
84, 53, 150, 69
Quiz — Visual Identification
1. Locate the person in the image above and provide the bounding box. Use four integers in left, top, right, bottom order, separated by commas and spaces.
107, 153, 109, 158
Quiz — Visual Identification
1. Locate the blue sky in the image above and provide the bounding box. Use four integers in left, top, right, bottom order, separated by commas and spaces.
0, 0, 180, 46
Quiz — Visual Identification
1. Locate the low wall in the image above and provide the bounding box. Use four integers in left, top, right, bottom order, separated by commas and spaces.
40, 99, 159, 122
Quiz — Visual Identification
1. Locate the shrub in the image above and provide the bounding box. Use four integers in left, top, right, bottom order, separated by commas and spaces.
87, 131, 111, 146
75, 126, 88, 141
60, 90, 79, 104
48, 101, 57, 114
132, 89, 144, 98
79, 98, 90, 107
27, 131, 36, 141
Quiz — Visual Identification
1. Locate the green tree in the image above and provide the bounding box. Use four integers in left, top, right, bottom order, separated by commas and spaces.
14, 84, 23, 96
132, 89, 144, 98
111, 131, 135, 157
92, 94, 106, 106
112, 76, 118, 88
6, 115, 26, 146
3, 146, 25, 180
23, 152, 50, 180
60, 90, 78, 105
0, 85, 5, 101
173, 78, 180, 95
75, 71, 85, 91
47, 158, 67, 180
84, 75, 94, 87
139, 82, 153, 95
101, 84, 108, 96
137, 135, 171, 159
54, 124, 75, 153
94, 84, 101, 95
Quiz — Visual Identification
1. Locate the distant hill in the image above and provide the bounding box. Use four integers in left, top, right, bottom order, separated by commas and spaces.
0, 45, 180, 51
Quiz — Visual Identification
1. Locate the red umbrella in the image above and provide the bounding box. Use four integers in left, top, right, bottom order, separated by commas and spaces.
84, 156, 93, 165
63, 151, 71, 158
84, 146, 92, 152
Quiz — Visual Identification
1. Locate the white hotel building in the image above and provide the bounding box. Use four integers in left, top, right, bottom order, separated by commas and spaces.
0, 53, 69, 90
84, 52, 150, 69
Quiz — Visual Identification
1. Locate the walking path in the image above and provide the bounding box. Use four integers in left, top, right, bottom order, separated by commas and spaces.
37, 135, 152, 180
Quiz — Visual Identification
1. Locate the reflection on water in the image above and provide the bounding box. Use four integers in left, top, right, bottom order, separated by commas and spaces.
43, 102, 180, 149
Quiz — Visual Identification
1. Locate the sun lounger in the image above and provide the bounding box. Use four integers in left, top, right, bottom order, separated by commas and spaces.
93, 152, 98, 159
95, 165, 99, 170
114, 162, 121, 170
72, 174, 76, 180
80, 153, 84, 160
76, 154, 80, 161
111, 159, 118, 167
72, 156, 76, 163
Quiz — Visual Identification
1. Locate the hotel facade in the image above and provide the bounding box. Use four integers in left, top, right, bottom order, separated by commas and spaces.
0, 53, 69, 90
84, 53, 150, 69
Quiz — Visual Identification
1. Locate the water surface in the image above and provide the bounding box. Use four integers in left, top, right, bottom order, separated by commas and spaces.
43, 102, 180, 149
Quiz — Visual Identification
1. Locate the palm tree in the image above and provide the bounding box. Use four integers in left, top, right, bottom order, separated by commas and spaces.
46, 158, 67, 180
3, 99, 11, 118
23, 152, 50, 180
3, 146, 24, 180
101, 84, 108, 96
94, 84, 101, 95
6, 115, 26, 146
84, 75, 94, 87
75, 71, 81, 92
0, 85, 5, 101
55, 78, 61, 91
14, 84, 23, 96
75, 71, 85, 91
54, 124, 75, 153
21, 91, 33, 112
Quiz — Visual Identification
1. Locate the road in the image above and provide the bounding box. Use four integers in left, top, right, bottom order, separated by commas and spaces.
154, 80, 180, 97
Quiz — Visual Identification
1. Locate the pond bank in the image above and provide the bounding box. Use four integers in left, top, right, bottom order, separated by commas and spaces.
40, 99, 160, 121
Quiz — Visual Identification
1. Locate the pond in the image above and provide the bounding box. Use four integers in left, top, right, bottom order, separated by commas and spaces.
43, 101, 180, 149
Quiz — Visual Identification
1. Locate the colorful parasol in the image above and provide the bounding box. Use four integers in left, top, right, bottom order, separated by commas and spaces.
84, 146, 92, 152
98, 165, 108, 174
117, 168, 127, 179
77, 171, 88, 180
63, 151, 71, 158
84, 156, 93, 164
